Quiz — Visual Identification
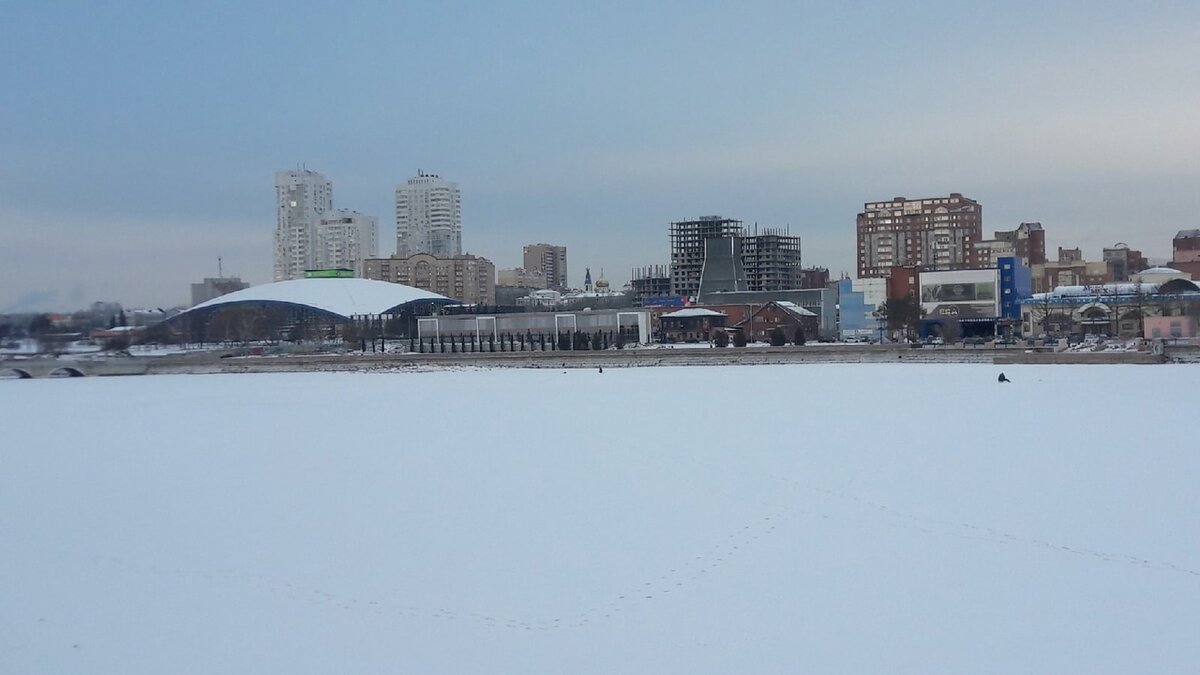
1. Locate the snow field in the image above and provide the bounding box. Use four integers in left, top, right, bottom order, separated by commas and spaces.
2, 364, 1198, 673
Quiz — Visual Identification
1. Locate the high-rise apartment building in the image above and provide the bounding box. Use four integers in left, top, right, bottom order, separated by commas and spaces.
362, 253, 495, 305
316, 209, 378, 274
395, 172, 461, 258
856, 193, 982, 278
274, 169, 333, 281
522, 243, 568, 290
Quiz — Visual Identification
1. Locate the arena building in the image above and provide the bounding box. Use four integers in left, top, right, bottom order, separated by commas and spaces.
148, 276, 456, 344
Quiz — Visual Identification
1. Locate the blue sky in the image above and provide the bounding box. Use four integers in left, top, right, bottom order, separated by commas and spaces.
2, 1, 1197, 310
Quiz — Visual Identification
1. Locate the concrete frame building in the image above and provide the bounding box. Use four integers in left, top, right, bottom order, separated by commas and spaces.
670, 217, 804, 298
395, 172, 462, 258
274, 169, 333, 281
670, 216, 744, 297
857, 193, 983, 278
742, 228, 803, 292
362, 253, 495, 306
522, 243, 568, 290
630, 265, 673, 304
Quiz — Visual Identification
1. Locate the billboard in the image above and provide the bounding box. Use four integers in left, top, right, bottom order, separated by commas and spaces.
919, 269, 1000, 320
641, 295, 687, 307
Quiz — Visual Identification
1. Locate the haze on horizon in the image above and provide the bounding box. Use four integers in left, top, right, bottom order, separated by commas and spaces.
2, 1, 1197, 311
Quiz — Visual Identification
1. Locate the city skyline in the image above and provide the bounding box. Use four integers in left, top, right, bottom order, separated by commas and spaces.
2, 2, 1198, 310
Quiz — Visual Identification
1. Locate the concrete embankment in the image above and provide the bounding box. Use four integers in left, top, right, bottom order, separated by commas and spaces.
198, 347, 1169, 372
3, 344, 1175, 378
152, 345, 998, 374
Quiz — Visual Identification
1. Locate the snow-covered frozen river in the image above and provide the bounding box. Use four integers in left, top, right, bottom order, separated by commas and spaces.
3, 364, 1198, 673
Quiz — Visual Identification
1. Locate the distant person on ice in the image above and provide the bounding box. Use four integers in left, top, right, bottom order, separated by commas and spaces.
998, 372, 1011, 383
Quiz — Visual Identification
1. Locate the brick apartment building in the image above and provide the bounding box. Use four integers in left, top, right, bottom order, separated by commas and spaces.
362, 253, 496, 305
971, 222, 1045, 269
857, 193, 982, 278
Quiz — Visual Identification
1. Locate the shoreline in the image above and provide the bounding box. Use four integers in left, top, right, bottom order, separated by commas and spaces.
3, 344, 1178, 378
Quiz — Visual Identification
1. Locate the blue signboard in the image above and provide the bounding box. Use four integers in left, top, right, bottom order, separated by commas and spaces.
642, 296, 687, 307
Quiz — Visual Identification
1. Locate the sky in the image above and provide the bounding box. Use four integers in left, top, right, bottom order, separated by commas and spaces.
2, 1, 1198, 311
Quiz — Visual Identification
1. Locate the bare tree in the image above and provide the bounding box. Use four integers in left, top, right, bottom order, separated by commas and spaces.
1130, 279, 1150, 338
1105, 285, 1125, 338
1032, 292, 1055, 337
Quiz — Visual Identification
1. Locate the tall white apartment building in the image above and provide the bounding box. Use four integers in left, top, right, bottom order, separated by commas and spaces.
395, 171, 461, 258
316, 209, 379, 274
274, 169, 333, 281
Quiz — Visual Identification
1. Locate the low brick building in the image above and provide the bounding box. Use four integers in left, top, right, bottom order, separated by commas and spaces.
659, 308, 727, 342
735, 301, 818, 342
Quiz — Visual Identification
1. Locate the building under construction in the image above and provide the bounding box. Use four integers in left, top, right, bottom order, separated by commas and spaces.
742, 226, 803, 292
670, 216, 744, 297
630, 265, 672, 303
669, 217, 803, 298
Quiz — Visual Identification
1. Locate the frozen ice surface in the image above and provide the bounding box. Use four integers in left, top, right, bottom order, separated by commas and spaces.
2, 364, 1198, 674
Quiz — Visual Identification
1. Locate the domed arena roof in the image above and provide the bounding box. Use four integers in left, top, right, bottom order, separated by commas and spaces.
184, 278, 455, 319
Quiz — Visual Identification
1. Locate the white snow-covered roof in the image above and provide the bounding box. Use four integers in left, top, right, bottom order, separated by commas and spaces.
1039, 283, 1161, 298
775, 301, 817, 317
661, 308, 727, 318
184, 278, 454, 319
1137, 267, 1184, 275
